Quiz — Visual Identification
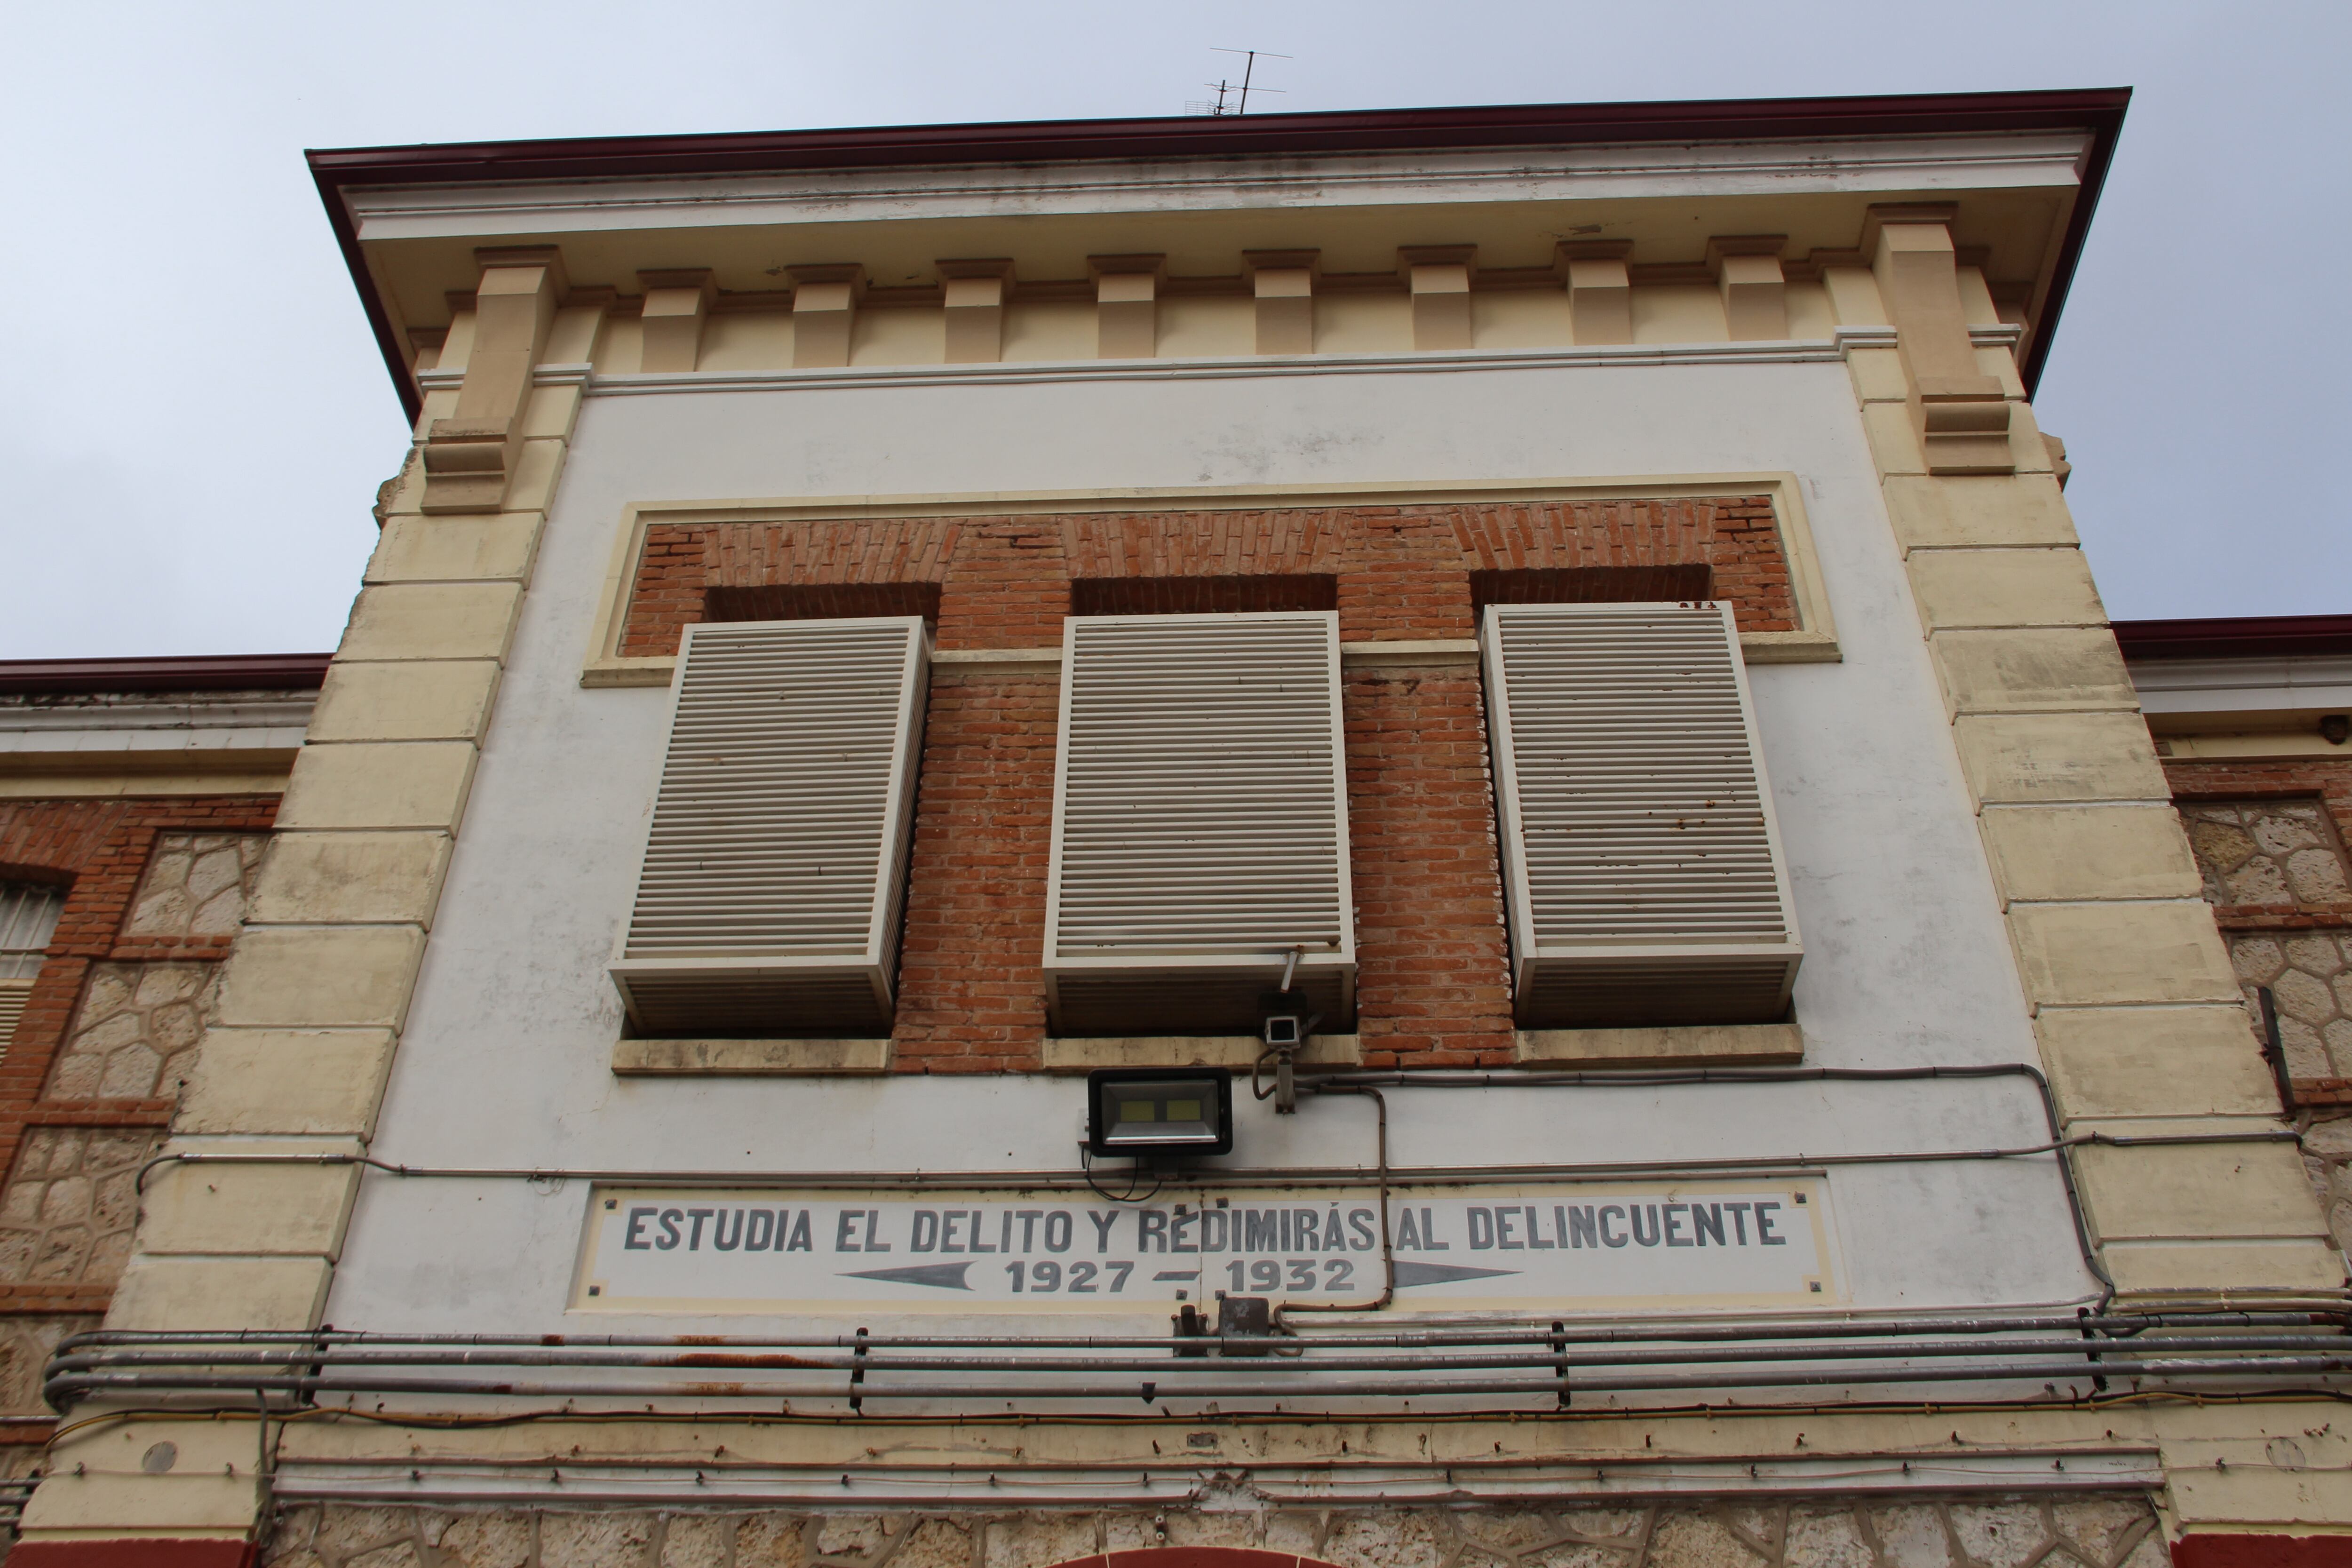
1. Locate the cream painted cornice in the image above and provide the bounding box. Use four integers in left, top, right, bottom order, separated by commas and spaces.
423, 340, 1857, 401
350, 133, 2091, 243
419, 331, 2025, 402
1836, 323, 2024, 350
0, 697, 312, 749
2131, 655, 2352, 732
0, 695, 311, 783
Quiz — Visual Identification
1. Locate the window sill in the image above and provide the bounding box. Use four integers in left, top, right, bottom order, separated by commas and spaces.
1041, 1035, 1363, 1073
1513, 1022, 1802, 1067
612, 1038, 892, 1075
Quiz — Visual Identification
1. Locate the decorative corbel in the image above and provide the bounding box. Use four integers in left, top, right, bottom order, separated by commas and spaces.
638, 269, 716, 373
421, 247, 567, 514
1399, 246, 1476, 350
787, 264, 866, 368
1707, 236, 1788, 341
1864, 205, 2014, 475
1243, 250, 1319, 355
938, 259, 1016, 364
1554, 241, 1632, 345
1089, 255, 1165, 359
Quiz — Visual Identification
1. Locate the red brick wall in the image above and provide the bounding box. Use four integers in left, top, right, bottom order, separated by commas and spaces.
613, 497, 1800, 1072
0, 796, 278, 1371
1344, 666, 1515, 1068
619, 497, 1797, 658
892, 671, 1059, 1072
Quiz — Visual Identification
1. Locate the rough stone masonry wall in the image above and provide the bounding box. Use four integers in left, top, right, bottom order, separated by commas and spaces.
262, 1496, 2168, 1568
0, 800, 274, 1443
2161, 754, 2352, 1268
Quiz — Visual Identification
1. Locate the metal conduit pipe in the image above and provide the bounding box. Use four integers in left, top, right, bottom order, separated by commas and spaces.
53, 1308, 2348, 1355
46, 1333, 2352, 1378
41, 1354, 2352, 1411
127, 1062, 2308, 1318
1307, 1063, 2129, 1305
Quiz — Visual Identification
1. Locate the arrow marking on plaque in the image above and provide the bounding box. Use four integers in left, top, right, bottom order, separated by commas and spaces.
838, 1263, 974, 1291
1392, 1260, 1522, 1288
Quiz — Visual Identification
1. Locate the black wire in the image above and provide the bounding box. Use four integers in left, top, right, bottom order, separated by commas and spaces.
1079, 1147, 1163, 1205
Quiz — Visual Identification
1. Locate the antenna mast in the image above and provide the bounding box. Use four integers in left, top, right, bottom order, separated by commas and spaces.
1208, 48, 1292, 114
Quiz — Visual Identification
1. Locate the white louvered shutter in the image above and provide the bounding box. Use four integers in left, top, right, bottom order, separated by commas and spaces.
1483, 602, 1800, 1027
0, 883, 64, 1068
609, 617, 930, 1037
1045, 612, 1354, 1035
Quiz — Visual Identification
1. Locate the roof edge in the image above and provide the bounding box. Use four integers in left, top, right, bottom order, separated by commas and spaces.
311, 87, 2131, 422
2114, 616, 2352, 663
0, 654, 333, 697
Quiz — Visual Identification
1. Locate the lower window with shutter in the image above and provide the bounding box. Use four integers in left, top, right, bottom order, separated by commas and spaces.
609, 617, 930, 1038
0, 883, 64, 1066
1482, 601, 1801, 1028
1044, 611, 1356, 1036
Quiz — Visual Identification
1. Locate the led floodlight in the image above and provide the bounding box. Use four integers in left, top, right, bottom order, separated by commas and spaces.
1085, 1069, 1233, 1157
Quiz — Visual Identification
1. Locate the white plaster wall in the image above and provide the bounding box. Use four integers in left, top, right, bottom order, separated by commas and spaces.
328, 357, 2099, 1337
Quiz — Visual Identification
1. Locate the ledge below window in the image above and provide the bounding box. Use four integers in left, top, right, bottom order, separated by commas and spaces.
1513, 1022, 1803, 1067
1042, 1035, 1363, 1073
612, 1038, 892, 1075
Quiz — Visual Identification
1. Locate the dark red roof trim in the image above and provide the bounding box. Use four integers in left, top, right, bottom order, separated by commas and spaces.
0, 654, 332, 696
309, 88, 2130, 422
2113, 616, 2352, 662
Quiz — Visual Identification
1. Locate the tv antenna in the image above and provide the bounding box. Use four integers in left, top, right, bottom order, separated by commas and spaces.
1195, 48, 1290, 115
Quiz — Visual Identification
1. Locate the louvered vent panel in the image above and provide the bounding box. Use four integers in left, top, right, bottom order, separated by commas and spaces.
610, 617, 929, 1038
0, 983, 28, 1068
1045, 612, 1354, 1035
1484, 602, 1800, 1028
0, 883, 64, 982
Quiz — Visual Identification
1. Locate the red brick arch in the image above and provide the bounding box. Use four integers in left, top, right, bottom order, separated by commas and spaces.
1048, 1552, 1348, 1568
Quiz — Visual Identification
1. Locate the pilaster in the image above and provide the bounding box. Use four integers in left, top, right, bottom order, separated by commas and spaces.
19, 251, 604, 1552
1833, 207, 2349, 1551
418, 247, 564, 514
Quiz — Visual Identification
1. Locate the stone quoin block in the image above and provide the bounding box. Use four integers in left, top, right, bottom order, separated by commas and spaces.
274, 741, 479, 832
103, 1253, 334, 1331
247, 831, 455, 928
134, 1148, 362, 1258
366, 511, 544, 585
2073, 1138, 2331, 1241
2033, 1006, 2284, 1119
336, 582, 524, 664
2006, 900, 2242, 1008
1977, 805, 2204, 904
211, 924, 430, 1031
1880, 473, 2080, 552
177, 1028, 400, 1136
305, 660, 502, 744
1930, 628, 2140, 717
1905, 548, 2107, 631
1951, 713, 2174, 805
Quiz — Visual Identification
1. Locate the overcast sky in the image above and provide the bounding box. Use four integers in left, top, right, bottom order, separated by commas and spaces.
1, 0, 2343, 658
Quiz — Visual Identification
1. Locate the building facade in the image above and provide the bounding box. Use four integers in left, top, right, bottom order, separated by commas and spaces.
15, 93, 2352, 1567
0, 655, 322, 1511
2119, 616, 2352, 1280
